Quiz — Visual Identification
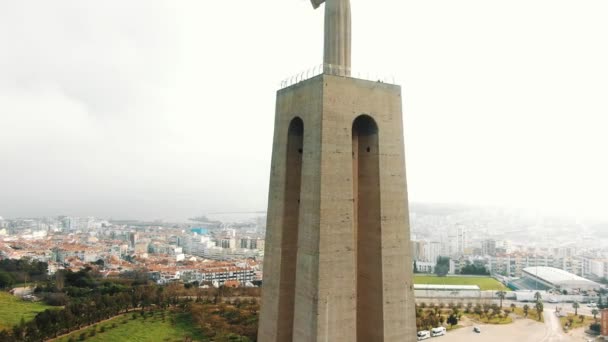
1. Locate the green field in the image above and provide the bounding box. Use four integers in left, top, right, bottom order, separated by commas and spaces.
55, 311, 205, 342
414, 275, 509, 291
0, 292, 56, 330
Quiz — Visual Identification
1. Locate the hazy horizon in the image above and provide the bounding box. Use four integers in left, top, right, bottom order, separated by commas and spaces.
1, 1, 607, 221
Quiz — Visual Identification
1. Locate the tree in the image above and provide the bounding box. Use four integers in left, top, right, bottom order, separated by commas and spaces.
413, 261, 418, 273
535, 302, 544, 321
0, 270, 15, 289
534, 292, 542, 303
460, 263, 490, 275
523, 304, 529, 318
592, 309, 599, 320
447, 314, 458, 328
572, 302, 580, 316
435, 257, 450, 277
510, 303, 516, 313
496, 291, 506, 308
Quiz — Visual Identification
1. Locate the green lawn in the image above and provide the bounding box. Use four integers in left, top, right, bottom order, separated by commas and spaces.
511, 307, 544, 323
0, 291, 56, 331
414, 275, 510, 291
464, 312, 513, 325
55, 311, 205, 342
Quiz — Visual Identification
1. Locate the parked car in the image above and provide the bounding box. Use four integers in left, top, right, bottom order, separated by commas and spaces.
417, 330, 431, 340
431, 327, 446, 337
473, 327, 481, 333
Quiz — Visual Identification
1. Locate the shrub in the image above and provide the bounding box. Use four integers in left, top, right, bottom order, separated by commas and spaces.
79, 332, 87, 341
44, 292, 69, 306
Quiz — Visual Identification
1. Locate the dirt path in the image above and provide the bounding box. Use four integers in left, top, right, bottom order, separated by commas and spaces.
540, 311, 570, 342
46, 309, 141, 342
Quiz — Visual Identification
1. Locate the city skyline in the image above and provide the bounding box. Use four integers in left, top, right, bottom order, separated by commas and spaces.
1, 0, 607, 221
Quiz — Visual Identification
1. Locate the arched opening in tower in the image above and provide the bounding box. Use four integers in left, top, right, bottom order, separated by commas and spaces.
277, 117, 304, 341
352, 115, 383, 341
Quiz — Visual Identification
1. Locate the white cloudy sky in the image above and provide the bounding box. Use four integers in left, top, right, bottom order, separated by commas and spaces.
0, 0, 607, 221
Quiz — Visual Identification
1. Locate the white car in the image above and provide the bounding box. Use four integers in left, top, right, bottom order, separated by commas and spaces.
431, 327, 446, 337
417, 330, 431, 340
587, 303, 597, 308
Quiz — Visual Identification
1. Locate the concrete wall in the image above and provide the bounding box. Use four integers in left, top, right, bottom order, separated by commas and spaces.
414, 289, 481, 299
602, 309, 608, 337
258, 74, 416, 342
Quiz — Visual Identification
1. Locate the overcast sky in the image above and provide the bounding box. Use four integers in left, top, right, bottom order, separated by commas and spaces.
1, 0, 607, 221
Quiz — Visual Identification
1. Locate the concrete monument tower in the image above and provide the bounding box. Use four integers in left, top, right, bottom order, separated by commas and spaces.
258, 1, 416, 341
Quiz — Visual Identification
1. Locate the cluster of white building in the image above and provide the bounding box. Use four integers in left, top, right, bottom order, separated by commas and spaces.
412, 230, 608, 286
180, 235, 264, 260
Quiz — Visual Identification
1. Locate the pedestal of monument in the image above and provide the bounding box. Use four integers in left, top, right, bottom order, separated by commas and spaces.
258, 74, 416, 342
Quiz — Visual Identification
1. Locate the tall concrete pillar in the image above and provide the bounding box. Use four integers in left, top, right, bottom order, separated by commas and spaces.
258, 74, 416, 342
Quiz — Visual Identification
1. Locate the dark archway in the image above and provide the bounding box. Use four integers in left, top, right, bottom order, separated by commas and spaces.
352, 115, 383, 341
277, 117, 304, 341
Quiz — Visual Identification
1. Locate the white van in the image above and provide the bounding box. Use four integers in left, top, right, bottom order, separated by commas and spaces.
431, 327, 446, 337
417, 330, 431, 340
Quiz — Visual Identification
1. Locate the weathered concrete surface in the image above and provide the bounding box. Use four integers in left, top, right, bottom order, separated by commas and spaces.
311, 0, 351, 76
258, 74, 416, 342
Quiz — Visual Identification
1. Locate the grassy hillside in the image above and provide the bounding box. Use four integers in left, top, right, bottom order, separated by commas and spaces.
0, 291, 56, 331
55, 311, 205, 342
414, 275, 509, 291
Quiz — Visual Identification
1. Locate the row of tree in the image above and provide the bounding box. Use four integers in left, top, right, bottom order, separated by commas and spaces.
0, 282, 191, 341
0, 259, 48, 288
415, 305, 459, 331
459, 264, 489, 276
415, 257, 490, 276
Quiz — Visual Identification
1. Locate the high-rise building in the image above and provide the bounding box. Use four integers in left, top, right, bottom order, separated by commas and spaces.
219, 238, 236, 249
425, 241, 443, 263
447, 226, 468, 257
481, 239, 497, 256
411, 241, 426, 261
128, 232, 138, 248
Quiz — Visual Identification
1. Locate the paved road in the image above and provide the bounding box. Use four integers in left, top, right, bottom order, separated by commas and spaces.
435, 306, 596, 342
540, 311, 571, 342
437, 318, 548, 342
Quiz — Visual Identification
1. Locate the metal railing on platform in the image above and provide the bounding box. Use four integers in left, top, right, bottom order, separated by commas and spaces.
279, 64, 396, 89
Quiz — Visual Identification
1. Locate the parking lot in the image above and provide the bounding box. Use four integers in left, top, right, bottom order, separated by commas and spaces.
436, 319, 547, 342
426, 311, 597, 342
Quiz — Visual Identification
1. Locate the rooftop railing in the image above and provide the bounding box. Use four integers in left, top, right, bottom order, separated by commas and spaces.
280, 64, 396, 89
